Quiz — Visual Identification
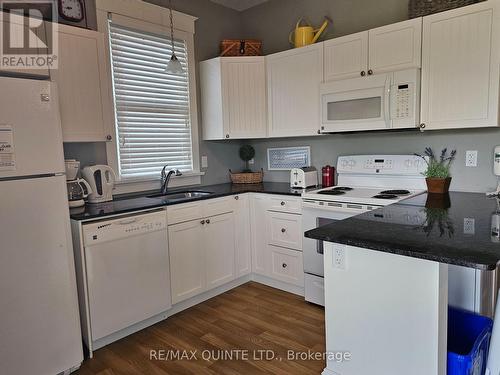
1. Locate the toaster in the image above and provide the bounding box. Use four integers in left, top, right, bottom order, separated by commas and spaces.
290, 167, 318, 189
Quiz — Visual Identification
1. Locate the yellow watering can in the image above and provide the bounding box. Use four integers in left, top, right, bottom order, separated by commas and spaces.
289, 17, 332, 48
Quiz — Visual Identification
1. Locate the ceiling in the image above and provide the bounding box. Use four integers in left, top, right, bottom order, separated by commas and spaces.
209, 0, 269, 12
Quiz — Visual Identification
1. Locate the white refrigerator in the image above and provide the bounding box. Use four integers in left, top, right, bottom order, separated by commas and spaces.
0, 77, 83, 374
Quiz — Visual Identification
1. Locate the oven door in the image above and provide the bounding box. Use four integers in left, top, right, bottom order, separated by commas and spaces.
320, 73, 391, 133
302, 204, 358, 277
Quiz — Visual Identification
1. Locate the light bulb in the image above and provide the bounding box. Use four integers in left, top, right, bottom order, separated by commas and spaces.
165, 53, 184, 74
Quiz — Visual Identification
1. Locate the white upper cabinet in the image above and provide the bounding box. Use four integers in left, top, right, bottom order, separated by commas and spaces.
324, 31, 368, 81
324, 18, 422, 81
267, 43, 323, 137
421, 1, 500, 130
201, 57, 267, 140
368, 18, 422, 74
50, 24, 113, 142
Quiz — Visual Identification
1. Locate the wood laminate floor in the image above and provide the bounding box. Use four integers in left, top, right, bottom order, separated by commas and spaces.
76, 282, 326, 375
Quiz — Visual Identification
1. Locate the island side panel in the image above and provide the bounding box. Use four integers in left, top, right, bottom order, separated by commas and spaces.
323, 243, 448, 375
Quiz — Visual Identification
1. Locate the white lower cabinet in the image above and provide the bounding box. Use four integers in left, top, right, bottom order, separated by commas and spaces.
269, 245, 304, 287
250, 193, 304, 289
168, 219, 206, 304
234, 195, 252, 277
205, 212, 236, 289
167, 197, 238, 304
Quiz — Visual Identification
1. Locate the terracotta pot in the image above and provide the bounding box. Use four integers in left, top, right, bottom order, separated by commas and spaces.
426, 177, 451, 194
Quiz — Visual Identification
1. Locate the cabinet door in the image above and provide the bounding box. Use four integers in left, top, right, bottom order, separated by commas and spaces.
205, 212, 236, 289
421, 1, 500, 129
250, 194, 270, 275
267, 44, 323, 137
51, 25, 112, 142
233, 195, 251, 277
368, 18, 422, 74
0, 16, 50, 78
324, 31, 368, 81
168, 219, 205, 304
221, 57, 267, 139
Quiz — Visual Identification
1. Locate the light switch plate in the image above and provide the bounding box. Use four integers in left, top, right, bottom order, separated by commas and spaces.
201, 155, 208, 168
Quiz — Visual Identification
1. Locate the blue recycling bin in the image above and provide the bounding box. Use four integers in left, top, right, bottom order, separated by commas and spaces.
447, 307, 493, 375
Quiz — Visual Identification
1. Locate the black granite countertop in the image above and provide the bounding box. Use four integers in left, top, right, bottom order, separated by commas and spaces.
70, 182, 303, 221
305, 192, 500, 270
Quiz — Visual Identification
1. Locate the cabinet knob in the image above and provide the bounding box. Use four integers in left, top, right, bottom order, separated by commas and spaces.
280, 201, 285, 206
200, 219, 205, 225
225, 134, 230, 139
317, 129, 321, 134
418, 123, 426, 132
234, 196, 239, 200
206, 219, 211, 224
368, 69, 373, 75
282, 263, 287, 268
106, 134, 113, 141
360, 71, 366, 77
281, 228, 286, 233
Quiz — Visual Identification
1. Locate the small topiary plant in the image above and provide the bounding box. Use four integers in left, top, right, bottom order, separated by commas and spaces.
239, 145, 255, 172
416, 147, 457, 179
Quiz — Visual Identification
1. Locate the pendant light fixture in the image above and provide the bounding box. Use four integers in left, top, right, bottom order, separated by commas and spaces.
165, 0, 184, 74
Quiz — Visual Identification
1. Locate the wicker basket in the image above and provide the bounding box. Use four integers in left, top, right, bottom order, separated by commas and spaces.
220, 39, 262, 57
229, 169, 263, 184
409, 0, 482, 18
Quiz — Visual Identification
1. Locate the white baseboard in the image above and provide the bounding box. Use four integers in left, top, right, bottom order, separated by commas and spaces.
251, 273, 304, 296
88, 273, 304, 356
91, 275, 252, 353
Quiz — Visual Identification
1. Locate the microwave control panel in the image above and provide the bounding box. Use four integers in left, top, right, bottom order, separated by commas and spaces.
391, 69, 420, 129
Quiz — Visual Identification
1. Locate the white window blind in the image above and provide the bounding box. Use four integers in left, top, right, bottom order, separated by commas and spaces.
108, 21, 193, 180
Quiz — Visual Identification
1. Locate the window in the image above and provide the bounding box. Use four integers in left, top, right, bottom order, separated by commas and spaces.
108, 21, 194, 181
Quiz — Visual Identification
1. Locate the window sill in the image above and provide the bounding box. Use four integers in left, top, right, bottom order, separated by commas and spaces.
113, 172, 205, 195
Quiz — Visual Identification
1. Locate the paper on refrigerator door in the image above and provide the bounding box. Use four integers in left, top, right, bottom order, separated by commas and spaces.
0, 125, 15, 171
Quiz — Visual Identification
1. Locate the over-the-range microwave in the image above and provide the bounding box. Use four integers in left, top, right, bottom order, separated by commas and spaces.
319, 68, 420, 133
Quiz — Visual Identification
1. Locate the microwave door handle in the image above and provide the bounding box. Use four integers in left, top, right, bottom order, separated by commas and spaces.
384, 76, 391, 128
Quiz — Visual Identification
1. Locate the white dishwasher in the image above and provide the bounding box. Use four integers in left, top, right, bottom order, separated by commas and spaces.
82, 210, 171, 340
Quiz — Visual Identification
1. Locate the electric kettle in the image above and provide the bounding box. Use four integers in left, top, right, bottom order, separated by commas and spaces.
67, 179, 92, 208
82, 165, 117, 204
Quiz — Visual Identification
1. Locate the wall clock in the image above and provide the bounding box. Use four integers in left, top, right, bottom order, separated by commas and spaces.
58, 0, 85, 22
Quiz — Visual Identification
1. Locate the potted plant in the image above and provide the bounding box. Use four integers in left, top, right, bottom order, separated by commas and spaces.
229, 145, 263, 184
416, 147, 456, 194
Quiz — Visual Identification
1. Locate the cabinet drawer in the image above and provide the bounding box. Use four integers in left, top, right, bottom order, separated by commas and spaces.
167, 202, 203, 225
268, 196, 302, 214
267, 211, 302, 250
269, 245, 304, 287
203, 196, 234, 217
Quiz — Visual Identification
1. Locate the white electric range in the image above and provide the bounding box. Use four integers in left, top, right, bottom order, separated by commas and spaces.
301, 155, 427, 306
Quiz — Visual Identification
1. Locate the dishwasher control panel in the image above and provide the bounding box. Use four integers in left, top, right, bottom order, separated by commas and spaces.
83, 210, 167, 246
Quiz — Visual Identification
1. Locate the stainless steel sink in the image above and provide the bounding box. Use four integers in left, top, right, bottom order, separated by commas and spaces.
147, 190, 213, 200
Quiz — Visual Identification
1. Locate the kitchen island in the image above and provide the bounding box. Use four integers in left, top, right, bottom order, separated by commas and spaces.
305, 192, 500, 375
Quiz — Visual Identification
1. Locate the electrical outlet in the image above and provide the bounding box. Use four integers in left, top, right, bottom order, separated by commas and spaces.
201, 155, 208, 168
464, 218, 475, 235
334, 247, 346, 270
465, 151, 478, 167
249, 158, 254, 165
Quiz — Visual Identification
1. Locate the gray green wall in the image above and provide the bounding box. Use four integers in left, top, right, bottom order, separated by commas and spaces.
64, 0, 245, 185
65, 0, 500, 192
237, 0, 500, 193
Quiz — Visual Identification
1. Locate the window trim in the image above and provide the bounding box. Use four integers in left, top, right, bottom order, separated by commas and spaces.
96, 0, 201, 193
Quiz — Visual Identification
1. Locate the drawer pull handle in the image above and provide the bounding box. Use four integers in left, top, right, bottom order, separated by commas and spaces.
281, 228, 286, 233
282, 263, 287, 268
280, 201, 285, 206
205, 219, 211, 224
